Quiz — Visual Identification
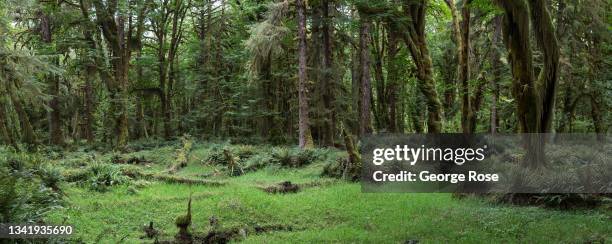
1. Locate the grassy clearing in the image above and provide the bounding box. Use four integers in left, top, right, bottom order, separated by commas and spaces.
8, 142, 610, 243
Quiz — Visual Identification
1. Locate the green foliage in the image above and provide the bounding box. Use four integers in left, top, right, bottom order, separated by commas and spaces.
245, 1, 290, 76
0, 151, 62, 223
36, 163, 64, 191
79, 162, 129, 192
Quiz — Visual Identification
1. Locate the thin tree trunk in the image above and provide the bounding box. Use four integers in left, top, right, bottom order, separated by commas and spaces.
359, 19, 373, 136
297, 0, 314, 149
458, 1, 473, 133
351, 41, 360, 136
321, 0, 335, 146
83, 63, 96, 143
489, 16, 502, 134
443, 0, 460, 118
39, 11, 64, 145
386, 30, 400, 133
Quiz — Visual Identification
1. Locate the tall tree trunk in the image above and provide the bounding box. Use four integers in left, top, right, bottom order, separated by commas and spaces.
371, 23, 387, 131
92, 0, 147, 149
351, 41, 360, 135
489, 16, 502, 134
398, 0, 443, 133
83, 63, 96, 143
48, 72, 64, 144
443, 0, 460, 118
297, 0, 314, 149
358, 19, 373, 136
134, 47, 146, 139
39, 11, 64, 145
529, 0, 560, 133
321, 0, 336, 146
159, 47, 171, 139
410, 92, 425, 133
497, 0, 559, 167
78, 0, 102, 143
458, 1, 473, 133
386, 30, 400, 133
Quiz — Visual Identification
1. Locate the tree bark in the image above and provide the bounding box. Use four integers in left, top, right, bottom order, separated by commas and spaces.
321, 0, 336, 146
371, 23, 387, 131
399, 0, 443, 133
297, 0, 314, 149
386, 30, 400, 133
358, 19, 373, 136
78, 0, 103, 143
39, 10, 64, 145
92, 0, 147, 149
83, 63, 96, 143
443, 0, 460, 117
489, 16, 502, 134
497, 0, 559, 167
458, 1, 473, 133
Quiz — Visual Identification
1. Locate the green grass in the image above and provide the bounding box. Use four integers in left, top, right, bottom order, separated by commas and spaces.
43, 143, 611, 243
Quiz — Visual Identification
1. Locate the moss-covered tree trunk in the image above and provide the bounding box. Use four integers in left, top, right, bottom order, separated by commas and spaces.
92, 0, 147, 150
497, 0, 559, 167
8, 89, 37, 145
400, 0, 443, 133
458, 1, 474, 133
442, 0, 460, 118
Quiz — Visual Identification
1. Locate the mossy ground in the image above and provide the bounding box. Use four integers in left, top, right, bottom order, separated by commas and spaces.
36, 142, 611, 243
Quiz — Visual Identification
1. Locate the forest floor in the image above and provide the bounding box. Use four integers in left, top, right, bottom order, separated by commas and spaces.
34, 140, 611, 243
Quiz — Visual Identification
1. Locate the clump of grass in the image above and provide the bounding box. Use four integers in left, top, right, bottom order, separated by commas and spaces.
123, 168, 225, 186
270, 147, 335, 168
130, 179, 153, 189
80, 162, 129, 192
243, 153, 273, 172
233, 145, 259, 159
263, 181, 299, 194
36, 164, 64, 192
